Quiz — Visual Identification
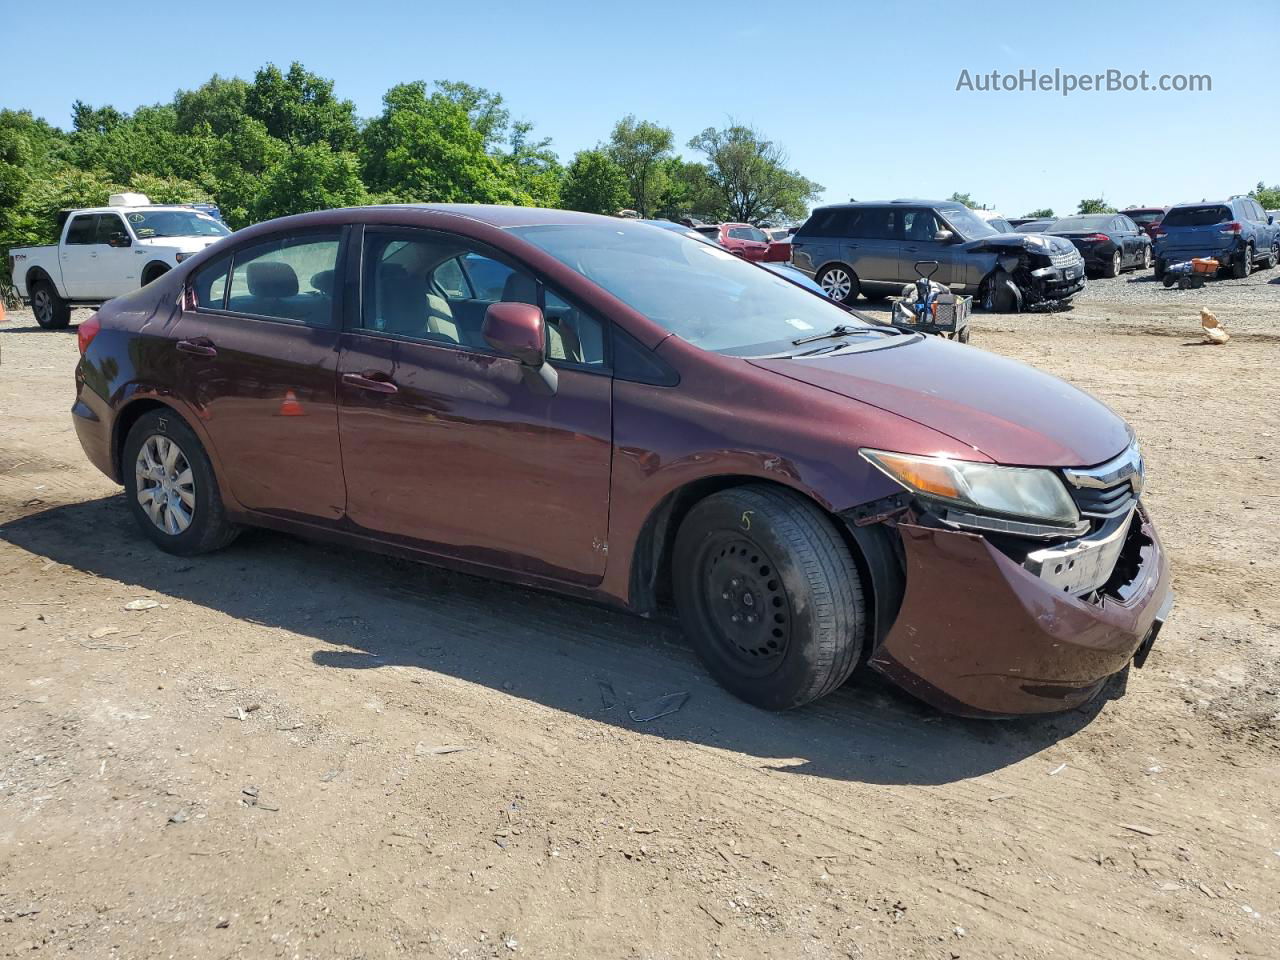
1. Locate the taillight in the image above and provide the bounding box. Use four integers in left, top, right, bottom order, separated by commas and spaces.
77, 313, 101, 354
1150, 226, 1165, 238
1220, 221, 1242, 234
1088, 233, 1110, 242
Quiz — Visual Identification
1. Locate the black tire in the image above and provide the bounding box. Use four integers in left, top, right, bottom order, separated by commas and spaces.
1232, 243, 1252, 279
122, 409, 239, 556
30, 279, 71, 329
141, 263, 170, 287
672, 484, 866, 711
816, 264, 859, 305
1103, 249, 1121, 278
980, 271, 1019, 313
1163, 275, 1177, 288
860, 290, 889, 302
956, 326, 971, 344
1153, 259, 1166, 279
1266, 242, 1279, 270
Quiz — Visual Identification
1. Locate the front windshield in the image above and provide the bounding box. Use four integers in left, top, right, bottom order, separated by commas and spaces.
125, 209, 230, 239
509, 222, 871, 356
937, 206, 998, 240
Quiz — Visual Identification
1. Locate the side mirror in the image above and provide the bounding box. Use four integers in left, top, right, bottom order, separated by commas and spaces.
482, 301, 557, 394
933, 229, 955, 243
109, 233, 132, 248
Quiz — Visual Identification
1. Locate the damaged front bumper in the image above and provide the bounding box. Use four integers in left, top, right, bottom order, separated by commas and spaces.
867, 507, 1171, 717
1025, 260, 1086, 303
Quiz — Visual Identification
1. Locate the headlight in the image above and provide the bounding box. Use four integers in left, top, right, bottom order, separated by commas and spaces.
860, 449, 1081, 530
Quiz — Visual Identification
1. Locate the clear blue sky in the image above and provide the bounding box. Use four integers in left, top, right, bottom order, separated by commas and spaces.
4, 0, 1276, 218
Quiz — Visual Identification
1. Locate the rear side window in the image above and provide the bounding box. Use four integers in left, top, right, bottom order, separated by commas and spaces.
856, 207, 897, 240
1162, 205, 1231, 227
225, 232, 341, 327
65, 215, 98, 245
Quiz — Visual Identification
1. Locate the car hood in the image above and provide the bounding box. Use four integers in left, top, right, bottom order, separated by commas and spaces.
137, 235, 225, 253
749, 335, 1130, 467
963, 232, 1078, 257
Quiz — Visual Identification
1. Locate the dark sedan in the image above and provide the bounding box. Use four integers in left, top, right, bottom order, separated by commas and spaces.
70, 205, 1171, 718
1047, 214, 1152, 277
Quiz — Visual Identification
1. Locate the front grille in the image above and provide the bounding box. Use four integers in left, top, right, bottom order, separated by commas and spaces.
1050, 248, 1083, 269
1070, 481, 1136, 518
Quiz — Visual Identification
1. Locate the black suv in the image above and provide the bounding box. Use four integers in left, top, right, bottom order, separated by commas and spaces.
791, 200, 1086, 312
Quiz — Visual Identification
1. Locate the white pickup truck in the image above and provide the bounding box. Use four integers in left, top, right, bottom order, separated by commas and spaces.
10, 193, 231, 328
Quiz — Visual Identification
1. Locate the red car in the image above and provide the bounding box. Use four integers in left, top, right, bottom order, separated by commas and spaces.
697, 223, 790, 262
71, 205, 1172, 717
1122, 207, 1168, 242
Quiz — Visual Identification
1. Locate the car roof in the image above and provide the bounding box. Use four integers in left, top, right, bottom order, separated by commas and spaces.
361, 203, 622, 228
817, 199, 965, 210
66, 205, 209, 216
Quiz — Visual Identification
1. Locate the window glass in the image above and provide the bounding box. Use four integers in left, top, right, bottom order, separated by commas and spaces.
461, 253, 515, 301
125, 209, 229, 239
901, 209, 939, 242
65, 215, 98, 245
1161, 205, 1231, 227
728, 226, 768, 242
857, 208, 897, 240
95, 215, 130, 245
226, 233, 340, 326
193, 255, 230, 309
432, 257, 470, 299
544, 289, 606, 367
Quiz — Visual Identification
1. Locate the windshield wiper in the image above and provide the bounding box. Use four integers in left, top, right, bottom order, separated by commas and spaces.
791, 323, 902, 346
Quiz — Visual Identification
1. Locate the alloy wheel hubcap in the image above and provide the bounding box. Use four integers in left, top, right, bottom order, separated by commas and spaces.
34, 291, 50, 321
135, 435, 195, 535
702, 537, 791, 675
1113, 252, 1121, 273
821, 269, 852, 300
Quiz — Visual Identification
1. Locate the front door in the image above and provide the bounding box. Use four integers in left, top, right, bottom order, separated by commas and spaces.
170, 228, 348, 522
93, 213, 140, 297
336, 227, 613, 586
899, 207, 961, 287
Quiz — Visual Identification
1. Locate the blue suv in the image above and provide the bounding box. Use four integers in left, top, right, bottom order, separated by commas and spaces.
1153, 197, 1279, 279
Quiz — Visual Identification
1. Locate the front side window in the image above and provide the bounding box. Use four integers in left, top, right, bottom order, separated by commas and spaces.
901, 209, 940, 242
936, 206, 998, 241
95, 214, 130, 246
225, 233, 340, 326
65, 215, 98, 245
510, 221, 874, 357
728, 226, 769, 243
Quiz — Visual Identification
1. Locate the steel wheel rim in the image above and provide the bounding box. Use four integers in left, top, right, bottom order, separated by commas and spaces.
821, 268, 852, 300
135, 435, 195, 535
699, 535, 791, 677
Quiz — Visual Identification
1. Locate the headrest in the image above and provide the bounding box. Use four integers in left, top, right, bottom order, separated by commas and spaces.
247, 261, 298, 299
501, 271, 538, 305
310, 269, 335, 295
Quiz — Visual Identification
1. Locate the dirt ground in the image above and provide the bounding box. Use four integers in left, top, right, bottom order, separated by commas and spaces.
2, 283, 1278, 959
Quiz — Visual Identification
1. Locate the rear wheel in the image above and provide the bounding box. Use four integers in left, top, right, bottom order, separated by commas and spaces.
817, 265, 858, 304
1141, 246, 1153, 270
123, 410, 239, 556
1103, 249, 1121, 278
1232, 243, 1253, 279
673, 485, 866, 711
1265, 241, 1279, 270
31, 279, 71, 329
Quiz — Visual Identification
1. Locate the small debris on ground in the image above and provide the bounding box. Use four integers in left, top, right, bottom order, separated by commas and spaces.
416, 743, 472, 755
124, 598, 161, 611
628, 692, 689, 723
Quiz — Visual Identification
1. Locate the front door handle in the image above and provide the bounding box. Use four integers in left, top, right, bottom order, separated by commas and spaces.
342, 372, 398, 395
176, 338, 217, 357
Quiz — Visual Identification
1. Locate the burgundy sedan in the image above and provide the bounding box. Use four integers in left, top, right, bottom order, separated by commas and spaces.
71, 205, 1172, 716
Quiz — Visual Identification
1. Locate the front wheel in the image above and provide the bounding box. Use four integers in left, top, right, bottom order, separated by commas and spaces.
123, 410, 239, 556
817, 265, 859, 304
673, 485, 866, 711
31, 279, 71, 329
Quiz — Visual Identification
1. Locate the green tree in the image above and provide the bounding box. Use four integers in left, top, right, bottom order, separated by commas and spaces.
607, 116, 674, 217
252, 142, 368, 222
654, 157, 722, 221
174, 75, 250, 137
434, 81, 511, 151
1023, 207, 1055, 218
560, 149, 629, 214
948, 192, 978, 207
688, 122, 822, 224
1077, 197, 1116, 214
361, 81, 521, 204
245, 62, 359, 151
1249, 181, 1280, 209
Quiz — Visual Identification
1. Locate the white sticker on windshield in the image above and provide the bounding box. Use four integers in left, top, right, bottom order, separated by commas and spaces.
784, 318, 814, 331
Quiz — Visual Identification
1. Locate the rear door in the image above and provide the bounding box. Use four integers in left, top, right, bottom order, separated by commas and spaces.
170, 228, 348, 523
59, 214, 100, 299
842, 207, 901, 287
336, 226, 613, 586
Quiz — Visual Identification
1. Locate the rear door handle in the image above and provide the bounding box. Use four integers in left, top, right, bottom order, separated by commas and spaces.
176, 338, 217, 357
342, 372, 398, 395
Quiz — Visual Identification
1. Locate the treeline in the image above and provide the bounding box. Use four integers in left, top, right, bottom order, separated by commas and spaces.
0, 61, 823, 295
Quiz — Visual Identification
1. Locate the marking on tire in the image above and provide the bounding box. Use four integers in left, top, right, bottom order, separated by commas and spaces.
740, 510, 754, 531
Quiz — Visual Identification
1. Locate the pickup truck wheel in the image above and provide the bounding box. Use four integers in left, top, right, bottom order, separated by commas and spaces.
141, 263, 170, 286
817, 265, 858, 304
31, 280, 71, 330
672, 484, 865, 711
1232, 243, 1252, 279
123, 410, 239, 556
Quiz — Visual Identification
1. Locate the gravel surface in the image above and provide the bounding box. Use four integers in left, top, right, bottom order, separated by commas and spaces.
1, 299, 1279, 959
